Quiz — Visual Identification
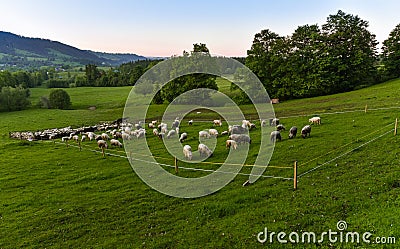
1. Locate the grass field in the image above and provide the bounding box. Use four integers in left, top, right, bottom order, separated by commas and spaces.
1, 78, 400, 248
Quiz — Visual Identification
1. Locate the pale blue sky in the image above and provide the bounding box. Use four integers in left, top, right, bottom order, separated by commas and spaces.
1, 0, 399, 57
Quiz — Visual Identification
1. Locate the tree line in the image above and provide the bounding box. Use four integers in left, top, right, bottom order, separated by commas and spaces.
244, 10, 400, 100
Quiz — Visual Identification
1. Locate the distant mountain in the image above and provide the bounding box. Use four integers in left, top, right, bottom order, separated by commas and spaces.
0, 31, 147, 70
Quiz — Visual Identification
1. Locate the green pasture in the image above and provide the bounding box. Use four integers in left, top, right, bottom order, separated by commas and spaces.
0, 79, 399, 248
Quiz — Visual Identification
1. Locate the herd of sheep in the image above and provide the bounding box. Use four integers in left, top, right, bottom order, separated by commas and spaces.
9, 115, 321, 161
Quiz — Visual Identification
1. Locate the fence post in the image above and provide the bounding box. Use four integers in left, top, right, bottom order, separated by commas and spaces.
294, 161, 298, 190
364, 104, 368, 113
102, 147, 105, 158
78, 141, 82, 151
66, 139, 69, 148
395, 118, 398, 136
175, 157, 179, 173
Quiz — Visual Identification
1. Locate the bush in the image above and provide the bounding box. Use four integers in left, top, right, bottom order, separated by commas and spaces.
0, 85, 31, 112
45, 79, 70, 88
49, 89, 71, 109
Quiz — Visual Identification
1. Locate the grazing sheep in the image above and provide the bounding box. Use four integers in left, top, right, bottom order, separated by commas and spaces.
238, 134, 251, 144
175, 127, 179, 135
249, 123, 256, 130
289, 126, 297, 139
113, 131, 122, 139
122, 132, 132, 140
179, 132, 188, 143
213, 119, 222, 126
87, 132, 95, 141
183, 145, 192, 160
188, 120, 193, 125
167, 130, 176, 138
209, 129, 219, 137
110, 139, 123, 148
158, 123, 167, 132
81, 135, 87, 142
271, 118, 280, 126
261, 119, 267, 127
231, 125, 247, 134
221, 131, 229, 136
301, 125, 312, 138
61, 136, 70, 142
72, 135, 79, 142
199, 130, 211, 139
158, 133, 165, 139
124, 126, 132, 133
309, 117, 321, 125
198, 143, 213, 157
242, 120, 251, 128
153, 128, 159, 136
136, 130, 145, 139
229, 134, 251, 144
171, 119, 180, 129
151, 120, 158, 125
97, 140, 108, 149
276, 124, 286, 132
148, 123, 155, 129
95, 135, 102, 141
270, 131, 282, 143
226, 139, 238, 150
101, 133, 110, 140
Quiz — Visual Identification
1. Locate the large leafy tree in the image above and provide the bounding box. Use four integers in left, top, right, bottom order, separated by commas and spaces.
382, 23, 400, 78
321, 10, 378, 92
246, 29, 284, 97
160, 43, 218, 104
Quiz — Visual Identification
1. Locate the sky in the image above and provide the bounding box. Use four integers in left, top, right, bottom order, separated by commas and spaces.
1, 0, 400, 57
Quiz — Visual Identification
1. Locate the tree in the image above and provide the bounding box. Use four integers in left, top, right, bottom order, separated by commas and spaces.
134, 79, 154, 96
0, 85, 30, 112
49, 89, 71, 109
160, 43, 218, 104
246, 29, 284, 98
85, 64, 101, 85
321, 10, 378, 92
382, 23, 400, 79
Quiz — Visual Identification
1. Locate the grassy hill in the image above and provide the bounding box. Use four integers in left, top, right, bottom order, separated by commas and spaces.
0, 79, 399, 248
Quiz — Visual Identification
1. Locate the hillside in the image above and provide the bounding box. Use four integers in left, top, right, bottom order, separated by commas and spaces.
0, 78, 399, 248
0, 31, 147, 70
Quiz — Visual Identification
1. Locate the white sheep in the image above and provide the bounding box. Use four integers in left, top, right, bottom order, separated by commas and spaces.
179, 132, 188, 143
226, 140, 237, 150
87, 132, 95, 141
148, 123, 155, 129
72, 135, 79, 142
122, 132, 132, 140
213, 119, 222, 126
221, 131, 229, 136
97, 140, 108, 149
309, 116, 321, 125
110, 139, 123, 147
136, 130, 145, 139
188, 120, 193, 125
167, 130, 176, 138
199, 130, 211, 139
153, 128, 159, 136
183, 145, 192, 160
209, 129, 219, 137
101, 133, 110, 140
198, 143, 213, 157
261, 119, 267, 127
81, 135, 87, 142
